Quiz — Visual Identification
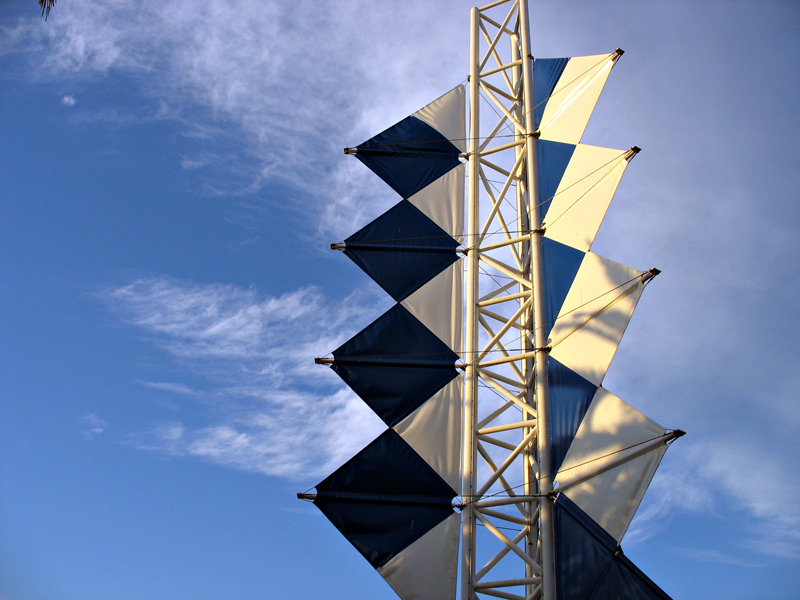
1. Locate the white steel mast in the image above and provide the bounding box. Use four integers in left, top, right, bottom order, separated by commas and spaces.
462, 1, 554, 599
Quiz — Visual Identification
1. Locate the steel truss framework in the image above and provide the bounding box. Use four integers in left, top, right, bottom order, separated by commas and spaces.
461, 4, 553, 599
459, 2, 638, 599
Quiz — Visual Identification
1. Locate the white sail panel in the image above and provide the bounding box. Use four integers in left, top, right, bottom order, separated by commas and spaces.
407, 163, 465, 240
556, 388, 667, 542
378, 512, 460, 600
549, 253, 644, 386
393, 378, 462, 490
401, 262, 463, 352
538, 54, 616, 144
413, 85, 467, 153
543, 144, 629, 252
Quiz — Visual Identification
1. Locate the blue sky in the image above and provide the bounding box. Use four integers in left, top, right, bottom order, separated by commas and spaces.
1, 1, 799, 599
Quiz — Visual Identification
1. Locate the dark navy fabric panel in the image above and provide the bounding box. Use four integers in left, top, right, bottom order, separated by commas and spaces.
555, 495, 673, 600
314, 429, 457, 569
537, 140, 576, 221
555, 494, 616, 600
541, 237, 585, 337
331, 304, 459, 427
548, 357, 598, 474
355, 115, 462, 199
589, 556, 673, 600
534, 57, 570, 129
344, 199, 459, 302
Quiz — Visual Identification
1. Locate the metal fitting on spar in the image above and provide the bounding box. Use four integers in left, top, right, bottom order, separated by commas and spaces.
641, 267, 661, 284
625, 146, 642, 162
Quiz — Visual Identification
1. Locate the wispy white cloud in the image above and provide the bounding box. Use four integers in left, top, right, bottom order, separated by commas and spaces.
1, 0, 468, 240
102, 276, 391, 479
131, 388, 382, 479
81, 413, 108, 439
671, 547, 764, 568
625, 437, 800, 560
61, 94, 76, 106
140, 381, 198, 395
180, 159, 203, 170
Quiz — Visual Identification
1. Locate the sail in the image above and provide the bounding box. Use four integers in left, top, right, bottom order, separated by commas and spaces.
554, 495, 672, 600
393, 379, 462, 491
342, 200, 460, 303
313, 86, 465, 600
555, 389, 669, 542
542, 144, 633, 252
548, 252, 647, 387
331, 303, 459, 427
350, 86, 465, 199
378, 512, 461, 600
534, 53, 620, 144
312, 429, 458, 570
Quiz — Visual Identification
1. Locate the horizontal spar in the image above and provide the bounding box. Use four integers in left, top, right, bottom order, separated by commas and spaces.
315, 356, 457, 368
297, 491, 455, 507
330, 241, 458, 254
554, 429, 685, 494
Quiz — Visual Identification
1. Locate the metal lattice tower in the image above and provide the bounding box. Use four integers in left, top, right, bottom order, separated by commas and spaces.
462, 2, 554, 598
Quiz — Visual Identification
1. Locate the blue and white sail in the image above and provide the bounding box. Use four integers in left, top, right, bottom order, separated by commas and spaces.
534, 52, 679, 599
555, 389, 670, 543
312, 87, 466, 600
534, 53, 621, 144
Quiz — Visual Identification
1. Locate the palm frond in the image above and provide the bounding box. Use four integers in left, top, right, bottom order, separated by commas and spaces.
39, 0, 57, 21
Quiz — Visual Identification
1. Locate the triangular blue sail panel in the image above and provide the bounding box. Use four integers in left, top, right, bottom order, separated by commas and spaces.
548, 358, 598, 474
355, 116, 462, 199
313, 428, 457, 570
534, 57, 570, 129
554, 495, 672, 600
542, 237, 585, 337
536, 140, 576, 221
331, 304, 459, 427
344, 199, 460, 302
554, 494, 615, 600
589, 553, 673, 600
